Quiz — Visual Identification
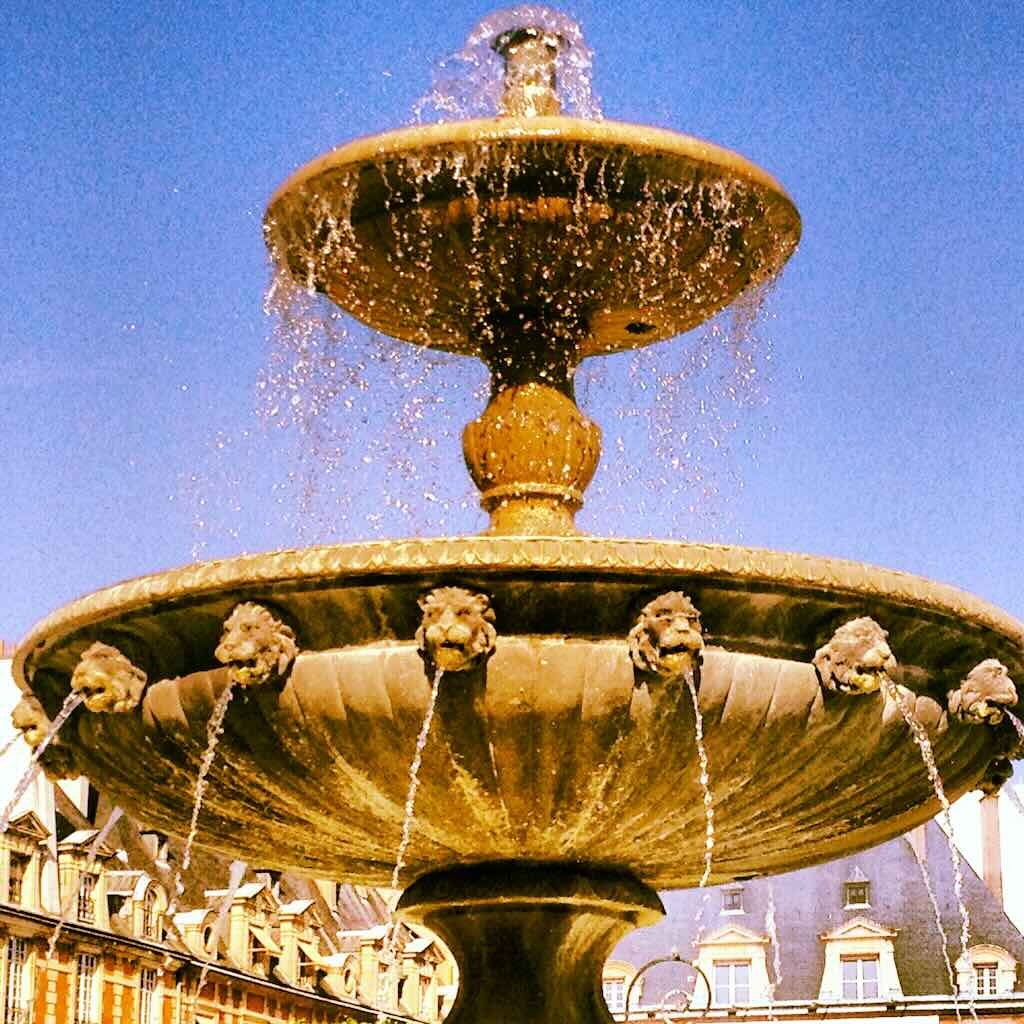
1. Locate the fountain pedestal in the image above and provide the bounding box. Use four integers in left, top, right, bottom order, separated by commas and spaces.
399, 864, 663, 1024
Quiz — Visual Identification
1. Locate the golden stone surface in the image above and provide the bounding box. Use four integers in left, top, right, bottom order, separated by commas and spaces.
14, 537, 1023, 888
264, 116, 800, 355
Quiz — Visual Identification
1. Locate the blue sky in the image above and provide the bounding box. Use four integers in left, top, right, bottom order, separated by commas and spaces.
2, 1, 1022, 644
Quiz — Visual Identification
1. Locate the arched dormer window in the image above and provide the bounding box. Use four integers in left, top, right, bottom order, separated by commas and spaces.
142, 887, 159, 939
956, 945, 1017, 996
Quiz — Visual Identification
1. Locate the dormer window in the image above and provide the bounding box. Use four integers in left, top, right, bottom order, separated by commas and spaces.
7, 853, 29, 905
722, 888, 744, 914
956, 945, 1017, 996
818, 918, 902, 1002
841, 955, 879, 1000
844, 881, 870, 908
77, 875, 96, 923
142, 888, 158, 939
975, 963, 998, 995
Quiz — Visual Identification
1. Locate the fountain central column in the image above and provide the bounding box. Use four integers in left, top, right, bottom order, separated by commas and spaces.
463, 310, 602, 534
398, 864, 663, 1024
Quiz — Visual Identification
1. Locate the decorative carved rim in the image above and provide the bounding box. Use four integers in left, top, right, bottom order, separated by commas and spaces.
265, 116, 796, 213
16, 536, 1024, 688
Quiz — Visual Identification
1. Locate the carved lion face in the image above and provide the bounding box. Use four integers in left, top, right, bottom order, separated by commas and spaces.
628, 592, 704, 678
813, 617, 896, 695
416, 587, 497, 674
215, 603, 298, 687
949, 659, 1017, 725
71, 642, 147, 714
11, 695, 78, 779
11, 694, 50, 749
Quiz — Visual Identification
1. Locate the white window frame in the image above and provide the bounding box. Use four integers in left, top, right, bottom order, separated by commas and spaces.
77, 876, 96, 924
2, 937, 30, 1024
74, 953, 100, 1024
603, 977, 626, 1014
841, 955, 879, 1000
138, 967, 158, 1024
714, 960, 751, 1006
974, 963, 998, 996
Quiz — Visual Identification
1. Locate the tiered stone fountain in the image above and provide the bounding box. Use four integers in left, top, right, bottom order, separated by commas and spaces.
12, 17, 1024, 1024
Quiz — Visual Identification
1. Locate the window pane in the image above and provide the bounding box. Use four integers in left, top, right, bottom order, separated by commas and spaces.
863, 976, 878, 998
842, 960, 857, 982
862, 959, 878, 981
843, 980, 858, 1000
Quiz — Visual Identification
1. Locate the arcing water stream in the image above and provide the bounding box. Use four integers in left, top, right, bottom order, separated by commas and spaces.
378, 667, 445, 1012
685, 669, 715, 890
879, 678, 973, 990
165, 681, 237, 930
0, 692, 84, 834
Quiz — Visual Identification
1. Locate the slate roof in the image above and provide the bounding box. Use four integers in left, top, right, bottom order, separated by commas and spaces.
612, 821, 1024, 1004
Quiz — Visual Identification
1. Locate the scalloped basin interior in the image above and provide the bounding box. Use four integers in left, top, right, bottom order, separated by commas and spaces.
72, 638, 994, 889
264, 119, 801, 354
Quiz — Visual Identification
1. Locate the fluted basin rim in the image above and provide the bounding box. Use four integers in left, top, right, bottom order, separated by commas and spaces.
265, 115, 797, 215
15, 536, 1024, 690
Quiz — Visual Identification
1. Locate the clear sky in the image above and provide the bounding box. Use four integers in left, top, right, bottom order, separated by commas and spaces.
2, 1, 1023, 647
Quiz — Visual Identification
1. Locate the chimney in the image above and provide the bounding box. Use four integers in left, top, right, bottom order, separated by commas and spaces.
980, 793, 1003, 903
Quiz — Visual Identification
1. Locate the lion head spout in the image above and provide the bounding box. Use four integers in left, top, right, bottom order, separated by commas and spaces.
215, 603, 299, 687
71, 642, 147, 713
948, 659, 1018, 726
628, 592, 704, 680
813, 617, 896, 695
11, 695, 79, 780
416, 587, 497, 675
12, 694, 50, 750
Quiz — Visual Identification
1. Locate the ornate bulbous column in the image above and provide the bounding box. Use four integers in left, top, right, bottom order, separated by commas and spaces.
463, 310, 601, 534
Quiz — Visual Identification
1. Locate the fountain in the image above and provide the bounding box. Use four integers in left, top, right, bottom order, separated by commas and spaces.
11, 11, 1024, 1024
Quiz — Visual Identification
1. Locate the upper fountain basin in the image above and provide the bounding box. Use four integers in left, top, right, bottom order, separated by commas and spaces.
14, 537, 1021, 889
264, 117, 801, 354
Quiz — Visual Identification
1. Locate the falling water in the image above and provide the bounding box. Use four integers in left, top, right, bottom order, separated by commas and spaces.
765, 883, 782, 1013
0, 732, 23, 761
197, 859, 248, 996
879, 678, 972, 963
0, 692, 83, 834
684, 668, 716, 954
685, 670, 714, 888
908, 835, 963, 1022
166, 681, 236, 929
46, 808, 125, 961
378, 668, 445, 1010
412, 5, 602, 123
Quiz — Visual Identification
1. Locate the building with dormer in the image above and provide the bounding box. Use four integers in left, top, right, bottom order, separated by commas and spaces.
606, 806, 1024, 1022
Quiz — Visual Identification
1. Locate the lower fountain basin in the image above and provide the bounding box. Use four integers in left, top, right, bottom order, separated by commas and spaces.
15, 537, 1022, 887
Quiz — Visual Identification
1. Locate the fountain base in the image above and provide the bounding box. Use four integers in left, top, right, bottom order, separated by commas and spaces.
397, 863, 663, 1024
